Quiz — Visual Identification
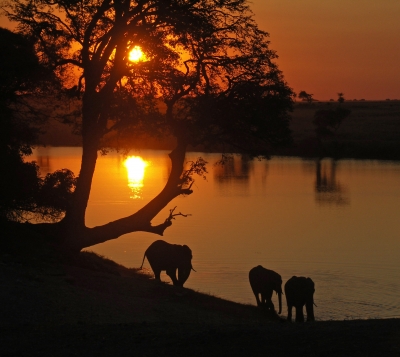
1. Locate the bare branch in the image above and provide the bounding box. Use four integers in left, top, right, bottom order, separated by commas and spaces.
142, 207, 191, 236
164, 206, 191, 224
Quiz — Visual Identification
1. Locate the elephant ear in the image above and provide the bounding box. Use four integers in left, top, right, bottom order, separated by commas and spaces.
264, 272, 282, 285
173, 245, 192, 262
306, 277, 315, 289
181, 245, 192, 258
273, 272, 283, 284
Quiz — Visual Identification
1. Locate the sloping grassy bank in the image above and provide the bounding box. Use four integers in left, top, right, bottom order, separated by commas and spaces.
1, 234, 400, 356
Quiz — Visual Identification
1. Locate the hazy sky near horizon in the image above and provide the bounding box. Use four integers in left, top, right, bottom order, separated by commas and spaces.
1, 0, 399, 100
250, 0, 400, 100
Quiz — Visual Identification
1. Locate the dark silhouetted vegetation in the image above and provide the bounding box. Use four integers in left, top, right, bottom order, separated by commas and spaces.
313, 107, 351, 138
2, 0, 294, 252
277, 101, 400, 160
298, 90, 314, 103
37, 100, 400, 161
0, 27, 76, 222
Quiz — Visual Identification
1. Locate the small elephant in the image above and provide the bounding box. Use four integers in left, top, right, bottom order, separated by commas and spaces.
140, 240, 195, 287
249, 265, 283, 314
284, 276, 316, 322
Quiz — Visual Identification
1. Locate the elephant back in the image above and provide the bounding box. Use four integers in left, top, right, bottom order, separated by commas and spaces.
249, 265, 282, 291
145, 240, 193, 269
285, 276, 315, 301
145, 240, 174, 266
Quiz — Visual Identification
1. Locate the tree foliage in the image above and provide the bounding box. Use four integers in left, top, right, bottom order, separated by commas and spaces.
313, 107, 351, 138
0, 27, 77, 222
298, 90, 314, 103
2, 0, 294, 251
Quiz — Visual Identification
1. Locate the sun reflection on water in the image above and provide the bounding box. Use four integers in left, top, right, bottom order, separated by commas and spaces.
124, 156, 149, 199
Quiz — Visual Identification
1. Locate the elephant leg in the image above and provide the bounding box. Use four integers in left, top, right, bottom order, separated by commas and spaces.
148, 262, 161, 281
261, 294, 275, 310
306, 302, 315, 321
295, 305, 305, 322
262, 291, 274, 311
153, 269, 161, 281
267, 300, 275, 311
166, 268, 178, 286
287, 304, 293, 322
254, 294, 262, 307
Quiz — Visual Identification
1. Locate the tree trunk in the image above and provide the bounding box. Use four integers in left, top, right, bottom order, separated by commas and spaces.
67, 135, 99, 227
60, 91, 103, 250
38, 79, 191, 252
57, 139, 190, 252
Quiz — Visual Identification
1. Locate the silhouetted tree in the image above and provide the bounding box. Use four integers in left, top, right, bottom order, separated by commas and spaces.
312, 105, 351, 158
314, 159, 349, 206
313, 107, 350, 138
337, 92, 345, 103
298, 90, 314, 103
0, 27, 76, 223
2, 0, 294, 252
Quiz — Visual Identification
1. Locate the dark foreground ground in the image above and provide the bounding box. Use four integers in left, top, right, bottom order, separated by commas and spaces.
1, 238, 400, 356
3, 319, 400, 356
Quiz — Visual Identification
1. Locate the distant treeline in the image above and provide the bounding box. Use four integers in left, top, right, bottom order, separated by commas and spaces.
37, 101, 400, 161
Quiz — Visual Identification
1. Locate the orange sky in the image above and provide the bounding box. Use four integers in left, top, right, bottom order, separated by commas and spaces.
251, 0, 400, 100
1, 0, 399, 100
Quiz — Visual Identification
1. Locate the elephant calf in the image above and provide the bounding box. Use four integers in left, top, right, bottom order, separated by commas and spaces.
284, 276, 316, 322
249, 265, 283, 314
140, 240, 195, 287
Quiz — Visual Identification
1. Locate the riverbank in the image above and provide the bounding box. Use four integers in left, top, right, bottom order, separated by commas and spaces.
280, 100, 400, 160
1, 236, 399, 356
37, 100, 400, 161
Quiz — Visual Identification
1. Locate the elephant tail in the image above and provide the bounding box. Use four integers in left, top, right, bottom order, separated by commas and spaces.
139, 253, 147, 269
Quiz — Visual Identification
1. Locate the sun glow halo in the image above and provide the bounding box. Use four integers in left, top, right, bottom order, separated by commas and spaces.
128, 46, 144, 62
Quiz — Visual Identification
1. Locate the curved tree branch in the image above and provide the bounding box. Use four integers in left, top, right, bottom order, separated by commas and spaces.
70, 141, 192, 249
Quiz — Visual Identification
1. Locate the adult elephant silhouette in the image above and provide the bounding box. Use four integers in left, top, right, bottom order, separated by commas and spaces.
249, 265, 283, 314
140, 240, 195, 287
284, 276, 316, 322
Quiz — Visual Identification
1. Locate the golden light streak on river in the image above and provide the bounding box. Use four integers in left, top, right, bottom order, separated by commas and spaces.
124, 156, 149, 199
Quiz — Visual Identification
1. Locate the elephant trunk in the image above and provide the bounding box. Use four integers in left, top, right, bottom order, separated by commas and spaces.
278, 291, 282, 314
306, 301, 315, 321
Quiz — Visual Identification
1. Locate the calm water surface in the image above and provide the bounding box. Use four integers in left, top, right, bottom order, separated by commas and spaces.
33, 147, 400, 321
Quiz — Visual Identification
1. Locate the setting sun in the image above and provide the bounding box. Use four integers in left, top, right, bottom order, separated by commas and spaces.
128, 46, 144, 62
124, 156, 149, 199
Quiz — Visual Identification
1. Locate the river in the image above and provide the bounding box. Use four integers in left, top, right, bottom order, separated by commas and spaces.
33, 147, 400, 321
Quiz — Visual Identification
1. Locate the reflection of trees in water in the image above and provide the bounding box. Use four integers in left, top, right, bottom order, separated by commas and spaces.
35, 147, 52, 174
214, 155, 253, 184
315, 159, 350, 206
36, 155, 51, 172
213, 155, 256, 196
